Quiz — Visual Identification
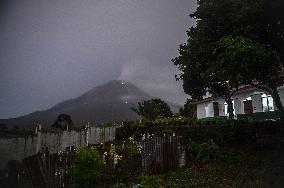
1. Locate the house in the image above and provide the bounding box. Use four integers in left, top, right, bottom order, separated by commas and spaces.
195, 85, 284, 120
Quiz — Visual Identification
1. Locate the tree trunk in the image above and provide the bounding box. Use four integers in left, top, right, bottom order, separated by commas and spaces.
225, 97, 234, 120
270, 86, 284, 120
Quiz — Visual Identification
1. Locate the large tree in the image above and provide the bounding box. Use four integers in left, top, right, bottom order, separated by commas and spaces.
132, 99, 173, 120
212, 36, 284, 116
173, 0, 284, 119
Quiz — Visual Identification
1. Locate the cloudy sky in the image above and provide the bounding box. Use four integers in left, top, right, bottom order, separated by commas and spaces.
0, 0, 197, 119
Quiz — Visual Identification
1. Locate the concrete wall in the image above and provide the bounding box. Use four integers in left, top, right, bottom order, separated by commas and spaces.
0, 127, 116, 169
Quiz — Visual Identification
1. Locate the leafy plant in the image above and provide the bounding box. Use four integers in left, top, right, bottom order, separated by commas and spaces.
185, 139, 222, 162
71, 146, 104, 188
140, 172, 164, 188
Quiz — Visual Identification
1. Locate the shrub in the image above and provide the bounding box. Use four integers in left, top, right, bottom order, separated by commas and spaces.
185, 139, 222, 162
71, 146, 104, 188
140, 173, 164, 188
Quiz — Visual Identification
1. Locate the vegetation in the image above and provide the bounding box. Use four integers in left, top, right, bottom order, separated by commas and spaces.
9, 117, 281, 187
52, 113, 73, 130
71, 146, 104, 188
8, 1, 284, 187
179, 99, 197, 120
172, 0, 284, 119
140, 143, 284, 188
131, 99, 173, 120
213, 36, 284, 118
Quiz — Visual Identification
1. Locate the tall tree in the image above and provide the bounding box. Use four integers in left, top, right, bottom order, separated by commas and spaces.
173, 0, 284, 119
132, 99, 173, 120
213, 36, 284, 116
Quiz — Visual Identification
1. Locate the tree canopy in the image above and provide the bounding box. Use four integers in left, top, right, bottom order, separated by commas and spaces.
173, 0, 284, 119
131, 99, 173, 120
214, 36, 284, 113
52, 114, 73, 130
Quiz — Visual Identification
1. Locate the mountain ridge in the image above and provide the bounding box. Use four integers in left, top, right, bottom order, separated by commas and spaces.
0, 80, 180, 129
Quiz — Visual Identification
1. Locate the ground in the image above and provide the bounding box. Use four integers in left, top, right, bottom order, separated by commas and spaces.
141, 143, 284, 188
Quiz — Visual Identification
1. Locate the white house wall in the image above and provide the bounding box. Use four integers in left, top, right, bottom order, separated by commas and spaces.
197, 98, 225, 119
197, 102, 208, 119
231, 90, 255, 114
251, 94, 263, 113
197, 86, 284, 119
279, 87, 284, 106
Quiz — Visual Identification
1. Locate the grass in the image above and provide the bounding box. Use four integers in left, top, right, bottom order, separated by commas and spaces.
140, 144, 284, 188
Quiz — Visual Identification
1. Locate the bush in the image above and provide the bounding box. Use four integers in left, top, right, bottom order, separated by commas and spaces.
185, 139, 223, 162
114, 136, 142, 185
140, 163, 240, 188
140, 173, 164, 188
115, 118, 281, 146
71, 146, 104, 188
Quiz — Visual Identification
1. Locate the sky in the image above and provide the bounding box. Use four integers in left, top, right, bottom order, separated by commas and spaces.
0, 0, 197, 119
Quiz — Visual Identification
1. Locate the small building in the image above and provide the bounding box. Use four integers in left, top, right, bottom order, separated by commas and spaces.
195, 85, 284, 120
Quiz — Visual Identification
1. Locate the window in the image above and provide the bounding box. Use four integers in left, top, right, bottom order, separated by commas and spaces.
261, 94, 274, 112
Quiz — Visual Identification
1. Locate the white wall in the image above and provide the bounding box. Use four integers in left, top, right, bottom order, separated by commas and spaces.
251, 94, 263, 113
196, 88, 280, 119
232, 90, 256, 114
197, 98, 225, 119
197, 102, 209, 119
0, 127, 116, 169
279, 87, 284, 106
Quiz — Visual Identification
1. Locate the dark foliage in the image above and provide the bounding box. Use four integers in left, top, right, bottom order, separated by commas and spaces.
131, 99, 173, 120
51, 114, 73, 130
173, 0, 284, 119
179, 99, 197, 119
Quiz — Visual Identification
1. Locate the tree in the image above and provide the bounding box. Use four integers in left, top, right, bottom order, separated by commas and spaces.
131, 99, 173, 120
212, 36, 284, 116
52, 114, 73, 130
173, 0, 284, 119
172, 20, 236, 118
179, 99, 197, 119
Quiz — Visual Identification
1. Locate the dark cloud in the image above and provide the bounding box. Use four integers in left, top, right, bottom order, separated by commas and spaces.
0, 0, 197, 118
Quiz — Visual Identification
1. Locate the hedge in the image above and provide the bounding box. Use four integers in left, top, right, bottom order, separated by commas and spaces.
115, 118, 282, 147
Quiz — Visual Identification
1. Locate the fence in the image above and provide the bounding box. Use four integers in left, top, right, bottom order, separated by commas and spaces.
141, 136, 186, 173
20, 127, 116, 188
23, 146, 76, 188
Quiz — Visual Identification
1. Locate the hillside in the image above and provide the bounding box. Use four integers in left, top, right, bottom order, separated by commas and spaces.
0, 80, 179, 129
